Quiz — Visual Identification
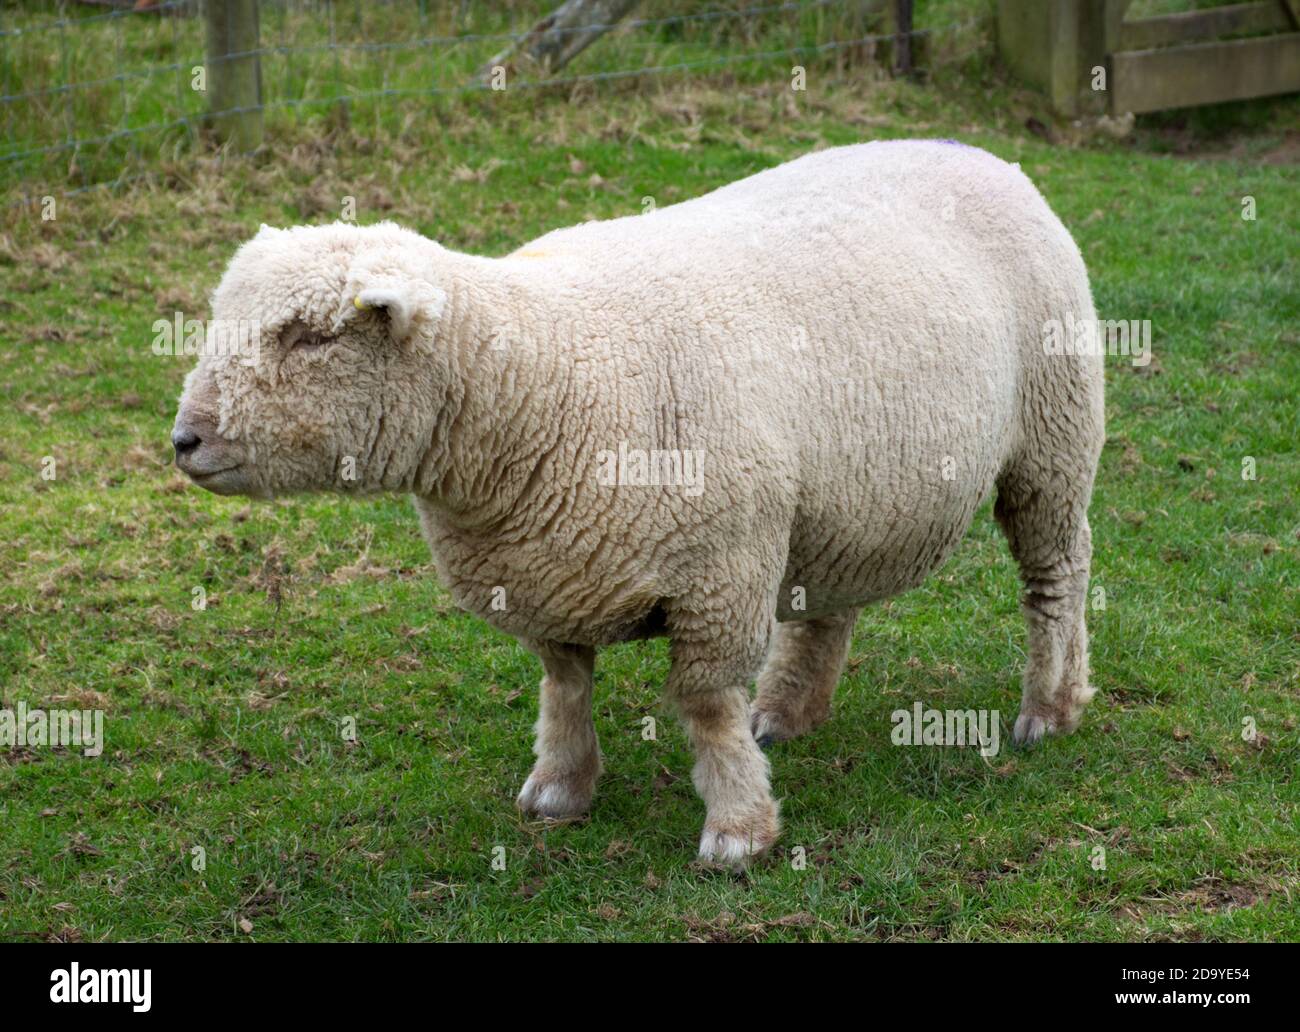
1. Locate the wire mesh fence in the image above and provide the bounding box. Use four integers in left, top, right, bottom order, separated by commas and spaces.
2, 0, 990, 207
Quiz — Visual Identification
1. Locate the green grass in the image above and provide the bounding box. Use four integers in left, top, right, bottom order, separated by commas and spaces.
1, 2, 1298, 942
1, 0, 925, 198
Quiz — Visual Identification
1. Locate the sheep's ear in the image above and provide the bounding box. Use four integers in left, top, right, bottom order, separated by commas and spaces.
345, 274, 447, 345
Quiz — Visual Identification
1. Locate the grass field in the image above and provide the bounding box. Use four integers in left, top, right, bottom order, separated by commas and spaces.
1, 1, 1298, 942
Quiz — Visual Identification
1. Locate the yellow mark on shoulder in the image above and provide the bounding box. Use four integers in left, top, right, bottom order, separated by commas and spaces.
510, 248, 551, 259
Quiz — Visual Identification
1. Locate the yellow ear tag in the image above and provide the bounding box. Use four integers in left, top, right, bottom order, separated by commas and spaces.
354, 296, 368, 310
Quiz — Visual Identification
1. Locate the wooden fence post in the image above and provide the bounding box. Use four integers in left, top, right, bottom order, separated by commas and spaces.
999, 0, 1123, 116
882, 0, 915, 76
205, 0, 263, 152
894, 0, 914, 76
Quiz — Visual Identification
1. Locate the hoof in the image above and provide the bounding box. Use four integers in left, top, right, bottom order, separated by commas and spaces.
750, 705, 798, 746
1012, 712, 1052, 748
1014, 686, 1095, 748
516, 769, 594, 819
696, 805, 780, 872
751, 694, 831, 746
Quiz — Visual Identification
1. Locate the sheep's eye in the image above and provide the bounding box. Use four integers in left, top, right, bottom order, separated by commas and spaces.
281, 320, 328, 351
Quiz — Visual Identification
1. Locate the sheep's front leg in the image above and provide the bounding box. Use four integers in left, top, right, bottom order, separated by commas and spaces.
516, 641, 600, 819
668, 620, 780, 870
677, 687, 779, 869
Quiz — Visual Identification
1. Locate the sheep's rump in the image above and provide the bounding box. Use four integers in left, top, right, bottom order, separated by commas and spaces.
495, 141, 1100, 625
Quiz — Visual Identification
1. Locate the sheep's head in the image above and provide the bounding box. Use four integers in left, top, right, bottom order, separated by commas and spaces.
172, 221, 448, 498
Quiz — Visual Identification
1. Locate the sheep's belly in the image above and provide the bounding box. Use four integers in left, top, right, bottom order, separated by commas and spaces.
776, 519, 973, 620
776, 468, 998, 621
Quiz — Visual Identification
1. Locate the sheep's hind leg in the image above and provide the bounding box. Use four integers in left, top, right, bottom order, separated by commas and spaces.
995, 476, 1096, 747
516, 641, 600, 819
751, 608, 860, 747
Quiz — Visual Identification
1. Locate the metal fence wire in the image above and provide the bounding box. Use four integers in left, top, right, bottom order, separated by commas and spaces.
1, 0, 988, 206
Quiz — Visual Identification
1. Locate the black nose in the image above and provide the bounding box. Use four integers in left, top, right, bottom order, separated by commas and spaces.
172, 427, 201, 455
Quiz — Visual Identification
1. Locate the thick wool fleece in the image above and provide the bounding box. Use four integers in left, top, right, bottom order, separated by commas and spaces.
177, 141, 1105, 867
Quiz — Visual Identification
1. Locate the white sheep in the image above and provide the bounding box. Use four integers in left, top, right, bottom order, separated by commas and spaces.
173, 140, 1104, 868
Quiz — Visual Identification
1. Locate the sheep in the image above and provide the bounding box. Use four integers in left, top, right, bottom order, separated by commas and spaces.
172, 140, 1105, 869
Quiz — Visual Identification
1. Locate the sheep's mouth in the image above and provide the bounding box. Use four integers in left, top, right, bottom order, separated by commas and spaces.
188, 464, 251, 495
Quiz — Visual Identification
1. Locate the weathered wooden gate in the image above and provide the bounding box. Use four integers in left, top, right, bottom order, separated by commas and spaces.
997, 0, 1300, 116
